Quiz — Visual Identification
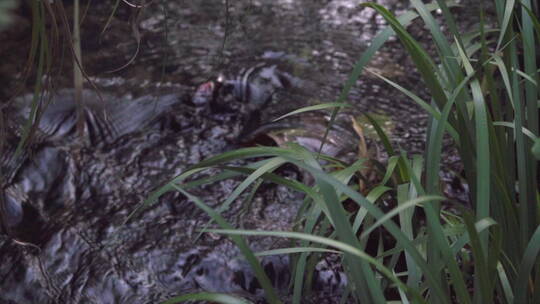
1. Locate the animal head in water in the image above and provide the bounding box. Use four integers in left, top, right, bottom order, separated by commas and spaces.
192, 65, 294, 112
192, 74, 241, 113
192, 80, 219, 106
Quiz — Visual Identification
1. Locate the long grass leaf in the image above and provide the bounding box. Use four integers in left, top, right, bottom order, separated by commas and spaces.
368, 70, 459, 142
515, 226, 540, 303
173, 187, 281, 304
463, 213, 491, 303
253, 247, 341, 257
278, 155, 450, 303
161, 292, 252, 304
272, 103, 350, 122
318, 2, 457, 157
360, 195, 445, 240
207, 229, 425, 304
497, 261, 515, 303
455, 38, 490, 242
520, 0, 539, 243
495, 0, 516, 50
361, 4, 447, 110
493, 54, 530, 250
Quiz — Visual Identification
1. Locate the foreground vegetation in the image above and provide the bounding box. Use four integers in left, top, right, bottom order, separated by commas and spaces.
2, 0, 539, 303
136, 1, 540, 303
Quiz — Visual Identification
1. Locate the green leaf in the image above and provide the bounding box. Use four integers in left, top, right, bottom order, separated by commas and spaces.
532, 139, 540, 160
272, 103, 350, 122
206, 229, 425, 304
515, 225, 540, 303
173, 187, 282, 304
161, 292, 252, 304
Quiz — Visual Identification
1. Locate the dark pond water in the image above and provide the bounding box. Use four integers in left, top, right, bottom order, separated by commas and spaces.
0, 0, 478, 303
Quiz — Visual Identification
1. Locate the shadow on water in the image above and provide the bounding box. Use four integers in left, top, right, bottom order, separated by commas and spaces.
0, 0, 478, 302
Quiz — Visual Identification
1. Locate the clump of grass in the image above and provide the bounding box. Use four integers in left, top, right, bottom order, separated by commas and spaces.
129, 1, 539, 303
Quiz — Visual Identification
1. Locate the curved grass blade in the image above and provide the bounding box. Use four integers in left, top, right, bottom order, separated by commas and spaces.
515, 225, 540, 303
455, 37, 491, 237
14, 2, 46, 157
361, 3, 447, 110
318, 2, 457, 157
380, 156, 400, 186
101, 0, 121, 35
492, 122, 538, 141
207, 229, 425, 304
272, 103, 351, 122
279, 155, 450, 304
195, 157, 288, 239
253, 247, 341, 257
495, 0, 516, 51
367, 70, 459, 142
161, 292, 252, 304
352, 185, 391, 234
316, 173, 385, 303
497, 261, 514, 303
364, 113, 408, 183
124, 147, 300, 222
360, 195, 446, 240
493, 54, 532, 250
463, 212, 491, 303
173, 186, 281, 304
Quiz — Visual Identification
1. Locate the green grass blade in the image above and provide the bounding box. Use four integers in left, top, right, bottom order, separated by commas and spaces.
161, 292, 252, 304
520, 0, 539, 242
463, 213, 491, 303
318, 1, 456, 157
368, 70, 459, 142
495, 0, 516, 51
515, 225, 540, 303
352, 185, 391, 234
253, 247, 341, 257
410, 0, 462, 90
173, 186, 281, 304
317, 179, 384, 303
361, 4, 447, 110
14, 2, 46, 157
289, 153, 363, 304
493, 54, 531, 250
497, 261, 515, 303
493, 122, 538, 140
207, 229, 425, 304
403, 156, 423, 287
272, 103, 350, 122
280, 155, 451, 303
520, 4, 540, 43
360, 195, 445, 240
455, 37, 491, 242
216, 157, 287, 217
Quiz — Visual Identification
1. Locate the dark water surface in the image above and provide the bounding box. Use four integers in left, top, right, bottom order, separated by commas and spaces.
0, 1, 477, 303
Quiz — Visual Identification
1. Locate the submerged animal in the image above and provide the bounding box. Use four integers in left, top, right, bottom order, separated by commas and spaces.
193, 62, 305, 135
192, 63, 366, 159
194, 63, 299, 110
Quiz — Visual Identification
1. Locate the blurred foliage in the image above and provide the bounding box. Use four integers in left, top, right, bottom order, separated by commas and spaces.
0, 0, 16, 31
